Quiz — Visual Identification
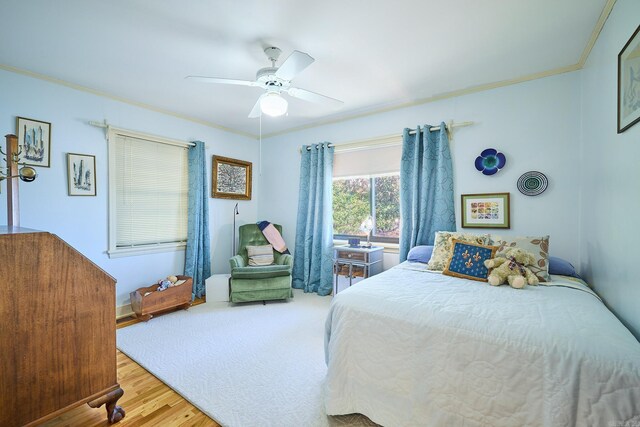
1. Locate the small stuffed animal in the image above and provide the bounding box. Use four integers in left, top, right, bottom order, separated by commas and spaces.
484, 247, 540, 289
156, 279, 172, 291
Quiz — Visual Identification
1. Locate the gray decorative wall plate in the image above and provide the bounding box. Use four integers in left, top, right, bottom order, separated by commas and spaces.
517, 171, 548, 196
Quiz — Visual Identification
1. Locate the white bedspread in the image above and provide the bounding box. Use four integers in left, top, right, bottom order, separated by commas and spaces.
324, 262, 640, 426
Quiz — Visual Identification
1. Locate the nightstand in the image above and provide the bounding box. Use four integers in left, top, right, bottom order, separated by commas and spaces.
332, 245, 384, 295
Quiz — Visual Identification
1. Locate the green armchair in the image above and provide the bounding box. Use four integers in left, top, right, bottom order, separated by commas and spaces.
229, 223, 293, 303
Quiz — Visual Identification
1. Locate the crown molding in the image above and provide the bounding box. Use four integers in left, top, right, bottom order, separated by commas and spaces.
262, 0, 617, 140
262, 63, 581, 139
0, 63, 256, 140
577, 0, 617, 67
1, 0, 618, 141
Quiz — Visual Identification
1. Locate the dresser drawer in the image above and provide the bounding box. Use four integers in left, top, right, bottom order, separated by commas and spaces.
336, 250, 366, 261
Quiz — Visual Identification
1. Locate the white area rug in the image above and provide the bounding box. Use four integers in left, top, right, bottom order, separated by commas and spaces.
117, 289, 377, 427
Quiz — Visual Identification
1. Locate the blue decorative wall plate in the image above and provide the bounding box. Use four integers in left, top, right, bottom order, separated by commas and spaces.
475, 148, 506, 175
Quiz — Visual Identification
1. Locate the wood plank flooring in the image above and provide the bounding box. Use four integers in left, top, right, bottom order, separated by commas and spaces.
42, 301, 219, 427
41, 350, 219, 427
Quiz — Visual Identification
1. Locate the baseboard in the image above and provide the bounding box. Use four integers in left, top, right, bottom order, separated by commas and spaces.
116, 303, 134, 320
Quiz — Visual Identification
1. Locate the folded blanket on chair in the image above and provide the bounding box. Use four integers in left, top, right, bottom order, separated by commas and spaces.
257, 221, 290, 254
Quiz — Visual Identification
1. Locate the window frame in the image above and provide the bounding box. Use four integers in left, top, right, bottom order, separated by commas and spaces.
332, 173, 400, 244
107, 126, 192, 258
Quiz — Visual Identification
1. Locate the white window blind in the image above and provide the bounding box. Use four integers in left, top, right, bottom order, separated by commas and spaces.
113, 134, 188, 249
332, 136, 402, 244
333, 137, 402, 178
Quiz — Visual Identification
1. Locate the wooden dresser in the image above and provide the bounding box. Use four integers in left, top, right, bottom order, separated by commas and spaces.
0, 227, 125, 426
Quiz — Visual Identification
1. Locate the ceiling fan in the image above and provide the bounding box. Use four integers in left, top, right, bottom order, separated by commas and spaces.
186, 47, 343, 118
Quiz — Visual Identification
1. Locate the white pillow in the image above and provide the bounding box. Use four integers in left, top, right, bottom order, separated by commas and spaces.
247, 244, 274, 266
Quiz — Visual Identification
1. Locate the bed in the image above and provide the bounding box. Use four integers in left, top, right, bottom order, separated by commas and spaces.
324, 262, 640, 426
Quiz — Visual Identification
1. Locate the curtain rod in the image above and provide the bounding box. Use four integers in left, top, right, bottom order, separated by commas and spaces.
302, 120, 474, 151
88, 120, 196, 147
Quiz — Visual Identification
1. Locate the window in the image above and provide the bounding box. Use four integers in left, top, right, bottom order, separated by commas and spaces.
107, 127, 190, 258
333, 173, 400, 243
332, 136, 402, 244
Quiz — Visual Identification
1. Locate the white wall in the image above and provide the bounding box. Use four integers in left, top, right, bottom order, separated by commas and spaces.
0, 69, 258, 307
259, 72, 582, 269
579, 0, 640, 339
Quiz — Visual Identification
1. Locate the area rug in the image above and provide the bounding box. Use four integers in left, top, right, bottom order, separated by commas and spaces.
116, 289, 377, 427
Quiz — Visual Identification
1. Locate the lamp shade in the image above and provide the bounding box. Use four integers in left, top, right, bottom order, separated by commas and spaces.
359, 216, 374, 234
260, 92, 288, 117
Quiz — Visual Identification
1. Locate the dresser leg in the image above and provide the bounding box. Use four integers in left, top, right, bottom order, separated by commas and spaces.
88, 387, 126, 423
137, 313, 153, 321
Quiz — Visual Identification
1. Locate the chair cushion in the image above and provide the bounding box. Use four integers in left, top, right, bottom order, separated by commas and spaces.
237, 223, 284, 264
247, 244, 274, 266
231, 264, 291, 279
230, 276, 292, 295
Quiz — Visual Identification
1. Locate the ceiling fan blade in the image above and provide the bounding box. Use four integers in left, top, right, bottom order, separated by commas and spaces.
275, 50, 314, 80
286, 87, 343, 108
248, 96, 262, 118
185, 76, 257, 87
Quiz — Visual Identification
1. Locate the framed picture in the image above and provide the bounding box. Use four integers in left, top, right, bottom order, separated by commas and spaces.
67, 153, 96, 196
461, 192, 510, 229
212, 155, 252, 200
618, 24, 640, 133
16, 117, 51, 167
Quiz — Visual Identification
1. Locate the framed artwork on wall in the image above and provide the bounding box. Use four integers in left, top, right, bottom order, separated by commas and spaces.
67, 153, 96, 196
618, 24, 640, 133
16, 117, 51, 167
212, 155, 252, 200
461, 192, 510, 229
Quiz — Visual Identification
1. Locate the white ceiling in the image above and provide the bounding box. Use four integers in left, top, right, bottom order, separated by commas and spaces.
0, 0, 609, 138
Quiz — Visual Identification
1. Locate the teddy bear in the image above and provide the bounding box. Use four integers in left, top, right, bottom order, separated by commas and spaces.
483, 247, 540, 289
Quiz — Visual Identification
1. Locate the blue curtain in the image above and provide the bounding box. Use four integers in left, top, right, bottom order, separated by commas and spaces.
293, 142, 334, 295
399, 123, 455, 262
184, 141, 211, 298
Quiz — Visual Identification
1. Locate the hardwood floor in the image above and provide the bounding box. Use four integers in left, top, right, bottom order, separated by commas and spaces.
42, 301, 219, 427
42, 350, 219, 427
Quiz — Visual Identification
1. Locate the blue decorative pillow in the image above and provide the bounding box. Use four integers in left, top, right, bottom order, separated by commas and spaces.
443, 239, 497, 282
407, 245, 434, 264
549, 256, 580, 278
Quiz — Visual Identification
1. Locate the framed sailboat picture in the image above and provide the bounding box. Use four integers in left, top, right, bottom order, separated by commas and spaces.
16, 117, 51, 167
67, 153, 97, 196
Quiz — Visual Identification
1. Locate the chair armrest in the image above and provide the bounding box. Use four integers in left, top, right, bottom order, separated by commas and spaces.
277, 253, 293, 268
229, 255, 246, 269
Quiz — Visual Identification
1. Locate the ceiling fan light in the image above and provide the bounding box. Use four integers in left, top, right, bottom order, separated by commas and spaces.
260, 92, 288, 117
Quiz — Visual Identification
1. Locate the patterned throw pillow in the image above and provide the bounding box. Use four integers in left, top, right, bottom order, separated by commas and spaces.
490, 235, 550, 282
247, 244, 274, 266
443, 240, 498, 282
426, 231, 490, 271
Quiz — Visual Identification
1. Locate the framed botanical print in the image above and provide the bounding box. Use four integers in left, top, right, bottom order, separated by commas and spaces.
618, 24, 640, 133
16, 117, 51, 167
212, 155, 252, 200
461, 192, 510, 229
67, 153, 96, 196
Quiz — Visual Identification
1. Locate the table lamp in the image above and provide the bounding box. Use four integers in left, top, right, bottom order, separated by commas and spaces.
359, 216, 373, 247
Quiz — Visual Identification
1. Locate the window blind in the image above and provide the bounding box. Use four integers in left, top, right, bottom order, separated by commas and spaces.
333, 141, 402, 178
114, 135, 188, 247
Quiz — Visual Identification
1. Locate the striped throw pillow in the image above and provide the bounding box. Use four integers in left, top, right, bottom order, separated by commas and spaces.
247, 245, 274, 266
